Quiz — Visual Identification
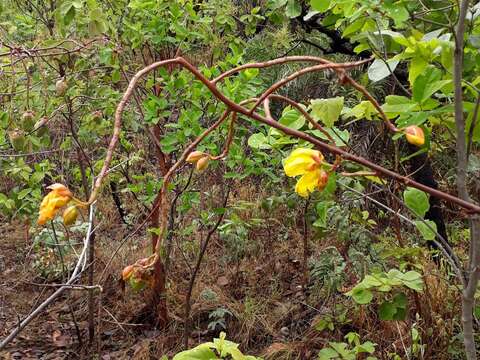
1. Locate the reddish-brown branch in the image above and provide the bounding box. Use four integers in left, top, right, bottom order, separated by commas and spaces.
249, 60, 370, 113
342, 76, 398, 132
212, 55, 340, 84
94, 55, 480, 219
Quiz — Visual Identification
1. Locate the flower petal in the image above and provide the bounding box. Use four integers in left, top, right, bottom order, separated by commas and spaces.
284, 156, 315, 177
295, 170, 321, 197
283, 148, 323, 177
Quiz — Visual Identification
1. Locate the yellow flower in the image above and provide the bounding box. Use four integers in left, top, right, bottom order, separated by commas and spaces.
283, 148, 327, 197
38, 184, 73, 225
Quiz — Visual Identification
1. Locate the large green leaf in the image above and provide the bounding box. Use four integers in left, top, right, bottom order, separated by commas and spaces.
350, 287, 373, 304
413, 68, 451, 104
310, 97, 344, 128
415, 220, 437, 241
285, 0, 301, 18
318, 347, 339, 360
248, 133, 271, 150
382, 96, 417, 116
310, 0, 331, 12
173, 345, 217, 360
368, 58, 400, 82
403, 187, 430, 217
269, 0, 288, 9
279, 108, 305, 130
383, 2, 409, 27
409, 57, 429, 86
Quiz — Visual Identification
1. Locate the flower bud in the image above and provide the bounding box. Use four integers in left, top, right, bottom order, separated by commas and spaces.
62, 205, 79, 226
318, 169, 329, 191
122, 265, 134, 281
404, 125, 425, 147
21, 111, 35, 131
196, 156, 210, 172
56, 79, 68, 96
186, 150, 206, 163
8, 129, 27, 152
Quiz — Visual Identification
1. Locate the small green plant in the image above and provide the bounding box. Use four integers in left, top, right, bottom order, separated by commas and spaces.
318, 332, 377, 360
346, 269, 423, 321
208, 307, 232, 332
172, 332, 261, 360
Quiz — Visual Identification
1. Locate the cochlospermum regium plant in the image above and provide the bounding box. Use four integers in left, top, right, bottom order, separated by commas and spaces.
35, 54, 480, 352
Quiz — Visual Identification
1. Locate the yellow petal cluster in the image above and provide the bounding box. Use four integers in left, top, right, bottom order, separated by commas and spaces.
38, 184, 73, 225
283, 148, 328, 197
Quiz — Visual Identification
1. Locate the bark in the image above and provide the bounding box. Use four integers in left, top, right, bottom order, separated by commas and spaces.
453, 1, 479, 359
149, 192, 168, 327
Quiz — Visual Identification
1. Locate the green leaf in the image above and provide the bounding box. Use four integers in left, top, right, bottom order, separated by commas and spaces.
400, 271, 424, 291
382, 96, 417, 116
343, 18, 365, 37
172, 345, 217, 360
314, 201, 331, 228
17, 188, 32, 200
285, 0, 301, 18
248, 133, 271, 149
393, 292, 408, 308
373, 30, 408, 46
318, 347, 339, 360
409, 57, 429, 86
355, 341, 376, 354
310, 128, 350, 146
310, 97, 344, 128
270, 0, 288, 9
350, 287, 373, 304
64, 6, 76, 25
279, 108, 305, 130
345, 101, 378, 120
413, 68, 451, 104
368, 58, 400, 82
415, 220, 437, 241
403, 187, 430, 217
379, 293, 408, 321
383, 2, 409, 27
362, 275, 383, 288
310, 0, 331, 12
379, 301, 396, 320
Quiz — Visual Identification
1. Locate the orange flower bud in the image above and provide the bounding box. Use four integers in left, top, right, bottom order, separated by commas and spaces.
404, 125, 425, 147
62, 205, 79, 226
186, 150, 206, 163
196, 156, 210, 172
122, 265, 134, 281
318, 169, 329, 191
